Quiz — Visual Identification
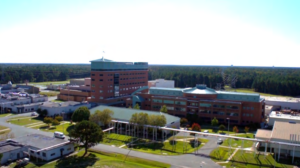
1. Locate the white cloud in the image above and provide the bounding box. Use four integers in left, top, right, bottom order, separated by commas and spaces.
0, 4, 299, 66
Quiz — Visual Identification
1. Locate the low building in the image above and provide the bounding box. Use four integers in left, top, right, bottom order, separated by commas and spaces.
0, 94, 48, 114
127, 84, 265, 125
57, 78, 91, 102
0, 134, 74, 165
40, 101, 91, 116
256, 121, 300, 158
90, 105, 180, 131
268, 111, 300, 126
46, 84, 67, 91
264, 96, 300, 111
148, 79, 174, 88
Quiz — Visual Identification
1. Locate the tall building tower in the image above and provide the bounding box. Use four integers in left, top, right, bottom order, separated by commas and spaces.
90, 57, 148, 105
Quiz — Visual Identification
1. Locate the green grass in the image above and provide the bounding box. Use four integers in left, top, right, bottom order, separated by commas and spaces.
210, 147, 233, 162
224, 86, 293, 97
0, 125, 8, 131
220, 150, 295, 168
222, 134, 254, 148
28, 80, 70, 86
9, 150, 170, 168
8, 116, 43, 126
102, 133, 137, 147
126, 137, 208, 155
0, 113, 15, 118
39, 91, 60, 97
32, 122, 74, 135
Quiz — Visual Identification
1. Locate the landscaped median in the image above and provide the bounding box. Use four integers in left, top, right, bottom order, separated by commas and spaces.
210, 147, 295, 168
7, 116, 43, 126
221, 133, 254, 148
8, 149, 171, 168
103, 133, 209, 155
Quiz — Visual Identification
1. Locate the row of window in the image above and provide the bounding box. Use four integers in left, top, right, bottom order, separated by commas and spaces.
243, 107, 255, 110
243, 113, 254, 117
92, 73, 146, 76
199, 103, 239, 110
120, 77, 146, 80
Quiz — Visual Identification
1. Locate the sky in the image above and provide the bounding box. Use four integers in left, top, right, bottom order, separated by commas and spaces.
0, 0, 300, 66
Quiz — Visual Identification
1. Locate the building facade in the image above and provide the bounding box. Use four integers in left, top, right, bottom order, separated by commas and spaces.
89, 58, 148, 105
127, 84, 265, 125
148, 79, 175, 88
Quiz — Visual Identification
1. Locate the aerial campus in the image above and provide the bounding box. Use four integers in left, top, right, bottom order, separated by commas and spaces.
0, 58, 300, 168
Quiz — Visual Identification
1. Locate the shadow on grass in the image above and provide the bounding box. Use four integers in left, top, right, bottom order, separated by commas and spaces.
66, 125, 75, 133
189, 140, 201, 148
54, 153, 98, 168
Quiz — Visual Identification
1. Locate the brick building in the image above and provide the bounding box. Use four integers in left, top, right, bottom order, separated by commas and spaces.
89, 58, 148, 105
126, 84, 265, 125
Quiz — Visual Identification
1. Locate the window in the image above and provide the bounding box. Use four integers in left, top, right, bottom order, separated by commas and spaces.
163, 100, 174, 104
100, 90, 103, 93
175, 101, 186, 105
91, 84, 95, 87
100, 97, 103, 99
99, 74, 103, 76
200, 103, 211, 107
51, 153, 55, 156
92, 79, 95, 81
153, 99, 162, 103
91, 96, 95, 99
92, 74, 95, 76
99, 79, 103, 81
67, 148, 71, 151
43, 153, 46, 157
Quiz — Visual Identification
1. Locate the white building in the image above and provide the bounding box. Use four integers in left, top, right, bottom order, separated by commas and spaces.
268, 111, 300, 126
0, 94, 48, 114
40, 101, 91, 116
263, 96, 300, 111
148, 79, 174, 88
256, 121, 300, 158
0, 134, 74, 165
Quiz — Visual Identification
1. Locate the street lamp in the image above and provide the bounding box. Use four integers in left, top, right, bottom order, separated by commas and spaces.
227, 118, 230, 135
62, 112, 65, 134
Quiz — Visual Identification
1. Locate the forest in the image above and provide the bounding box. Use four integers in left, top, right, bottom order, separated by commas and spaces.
1, 64, 300, 97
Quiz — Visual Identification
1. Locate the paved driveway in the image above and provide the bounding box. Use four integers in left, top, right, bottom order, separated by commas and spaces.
0, 114, 222, 168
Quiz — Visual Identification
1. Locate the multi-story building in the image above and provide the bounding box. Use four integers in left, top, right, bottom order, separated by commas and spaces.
148, 79, 175, 88
57, 78, 91, 102
126, 84, 265, 125
89, 58, 148, 105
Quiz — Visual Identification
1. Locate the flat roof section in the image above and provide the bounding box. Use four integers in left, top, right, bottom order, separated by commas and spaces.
90, 105, 180, 125
255, 129, 272, 139
0, 141, 23, 153
13, 134, 68, 149
271, 121, 300, 141
269, 111, 300, 122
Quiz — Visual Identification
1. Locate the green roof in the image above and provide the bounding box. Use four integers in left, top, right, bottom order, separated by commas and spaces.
89, 105, 179, 125
216, 91, 260, 102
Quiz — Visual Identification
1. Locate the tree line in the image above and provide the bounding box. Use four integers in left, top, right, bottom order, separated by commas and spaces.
2, 64, 300, 96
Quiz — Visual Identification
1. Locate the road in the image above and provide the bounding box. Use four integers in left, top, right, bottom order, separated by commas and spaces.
0, 114, 222, 168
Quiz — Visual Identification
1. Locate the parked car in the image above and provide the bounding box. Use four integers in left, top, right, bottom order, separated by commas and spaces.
217, 138, 223, 145
54, 131, 65, 139
203, 130, 209, 136
31, 112, 38, 116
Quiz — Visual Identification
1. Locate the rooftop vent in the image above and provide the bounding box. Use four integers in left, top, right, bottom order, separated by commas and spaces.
196, 84, 206, 89
289, 121, 296, 124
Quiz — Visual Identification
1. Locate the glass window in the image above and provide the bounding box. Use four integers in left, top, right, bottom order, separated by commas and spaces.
200, 103, 211, 107
163, 100, 174, 104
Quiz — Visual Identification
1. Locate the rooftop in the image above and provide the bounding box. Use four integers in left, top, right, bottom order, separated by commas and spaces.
0, 140, 23, 153
255, 129, 272, 139
13, 134, 68, 149
269, 111, 300, 121
272, 121, 300, 141
90, 105, 179, 125
41, 101, 82, 107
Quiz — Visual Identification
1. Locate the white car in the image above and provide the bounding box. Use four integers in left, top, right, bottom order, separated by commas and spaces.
203, 130, 209, 136
31, 112, 38, 116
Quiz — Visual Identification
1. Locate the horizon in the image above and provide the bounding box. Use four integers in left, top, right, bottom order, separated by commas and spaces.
0, 0, 300, 66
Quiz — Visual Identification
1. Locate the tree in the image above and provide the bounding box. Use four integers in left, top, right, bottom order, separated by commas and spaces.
233, 126, 239, 135
89, 109, 114, 127
52, 119, 60, 127
191, 123, 201, 132
69, 120, 103, 156
133, 104, 140, 109
148, 114, 166, 126
55, 116, 63, 122
36, 108, 42, 115
43, 117, 53, 128
211, 117, 219, 126
219, 124, 226, 133
160, 105, 168, 113
72, 106, 90, 122
244, 126, 250, 134
180, 118, 188, 126
41, 109, 48, 117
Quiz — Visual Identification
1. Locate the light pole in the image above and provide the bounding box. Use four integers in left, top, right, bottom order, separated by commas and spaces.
62, 112, 65, 135
227, 118, 230, 135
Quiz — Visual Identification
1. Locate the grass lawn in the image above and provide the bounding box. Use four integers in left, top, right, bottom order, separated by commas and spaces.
222, 134, 255, 148
0, 125, 8, 131
0, 113, 14, 118
39, 91, 60, 97
126, 137, 208, 155
219, 150, 295, 168
224, 86, 293, 98
28, 80, 70, 86
102, 133, 137, 147
210, 147, 235, 162
9, 150, 171, 168
32, 122, 74, 135
8, 116, 43, 126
